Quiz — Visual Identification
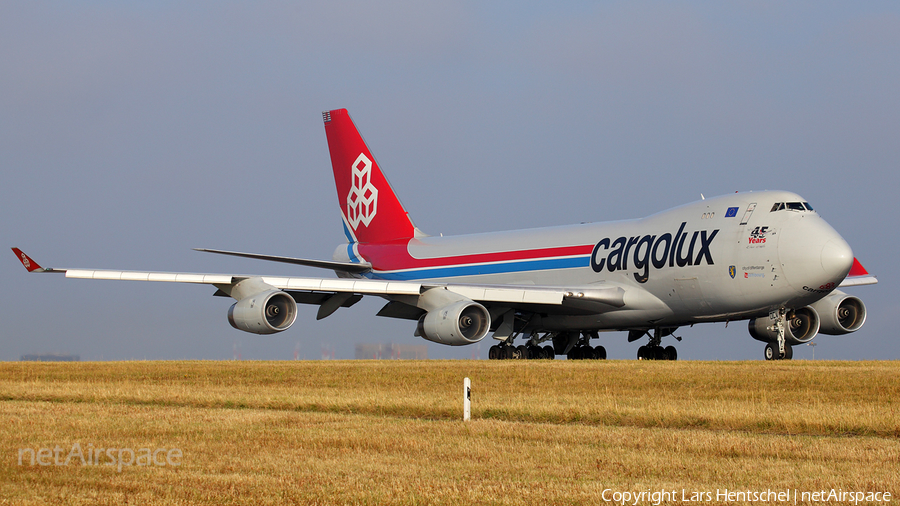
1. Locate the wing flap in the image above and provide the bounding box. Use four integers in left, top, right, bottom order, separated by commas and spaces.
268, 277, 422, 295
444, 285, 563, 305
422, 283, 630, 310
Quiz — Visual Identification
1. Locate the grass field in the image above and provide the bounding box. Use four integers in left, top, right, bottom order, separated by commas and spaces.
1, 360, 898, 505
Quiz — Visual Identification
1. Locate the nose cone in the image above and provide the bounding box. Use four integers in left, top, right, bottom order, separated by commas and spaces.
778, 215, 854, 292
820, 238, 853, 281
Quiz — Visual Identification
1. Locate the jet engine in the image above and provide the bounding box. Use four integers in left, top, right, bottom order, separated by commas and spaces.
809, 290, 867, 335
415, 300, 490, 346
748, 307, 820, 345
228, 289, 298, 335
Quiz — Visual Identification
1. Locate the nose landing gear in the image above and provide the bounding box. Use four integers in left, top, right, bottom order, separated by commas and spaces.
764, 342, 793, 360
763, 308, 793, 360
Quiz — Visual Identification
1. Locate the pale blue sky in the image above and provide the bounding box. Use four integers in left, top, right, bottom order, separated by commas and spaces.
2, 1, 897, 360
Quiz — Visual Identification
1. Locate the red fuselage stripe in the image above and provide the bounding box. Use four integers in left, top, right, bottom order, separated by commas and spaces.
357, 243, 594, 272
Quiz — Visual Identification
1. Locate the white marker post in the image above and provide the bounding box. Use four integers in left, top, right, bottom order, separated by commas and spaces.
463, 377, 471, 421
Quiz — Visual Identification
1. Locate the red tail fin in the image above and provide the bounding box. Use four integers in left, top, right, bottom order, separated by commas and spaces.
840, 257, 877, 286
323, 109, 418, 243
848, 258, 869, 277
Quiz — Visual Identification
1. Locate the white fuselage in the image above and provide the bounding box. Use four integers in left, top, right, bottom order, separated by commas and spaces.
336, 190, 853, 331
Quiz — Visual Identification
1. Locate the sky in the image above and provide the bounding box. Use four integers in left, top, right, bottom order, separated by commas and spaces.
1, 1, 897, 361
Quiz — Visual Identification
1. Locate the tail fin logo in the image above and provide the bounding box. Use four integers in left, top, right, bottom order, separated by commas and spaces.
347, 153, 378, 230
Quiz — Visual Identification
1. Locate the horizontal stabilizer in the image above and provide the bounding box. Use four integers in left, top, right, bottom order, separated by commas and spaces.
194, 248, 371, 274
840, 258, 877, 287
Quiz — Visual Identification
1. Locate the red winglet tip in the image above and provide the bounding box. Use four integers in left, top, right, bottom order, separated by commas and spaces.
11, 248, 43, 272
848, 257, 869, 277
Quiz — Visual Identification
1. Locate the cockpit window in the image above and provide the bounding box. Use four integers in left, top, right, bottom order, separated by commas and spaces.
770, 202, 814, 212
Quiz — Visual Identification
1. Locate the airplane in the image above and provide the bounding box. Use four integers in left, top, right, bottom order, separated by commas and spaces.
13, 108, 877, 361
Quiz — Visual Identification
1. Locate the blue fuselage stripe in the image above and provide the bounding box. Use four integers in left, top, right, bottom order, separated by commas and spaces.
366, 256, 590, 281
341, 221, 355, 243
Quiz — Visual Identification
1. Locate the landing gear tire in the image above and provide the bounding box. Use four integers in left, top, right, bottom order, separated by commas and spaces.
543, 345, 555, 359
516, 345, 529, 360
764, 343, 793, 360
664, 346, 677, 361
638, 345, 677, 361
568, 345, 606, 360
488, 345, 500, 360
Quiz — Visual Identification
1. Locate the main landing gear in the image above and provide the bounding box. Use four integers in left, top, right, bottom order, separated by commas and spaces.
487, 331, 607, 360
637, 345, 677, 361
563, 331, 607, 360
566, 344, 607, 360
488, 343, 555, 360
631, 328, 680, 361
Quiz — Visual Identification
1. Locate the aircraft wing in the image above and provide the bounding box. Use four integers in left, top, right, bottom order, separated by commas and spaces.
60, 269, 626, 310
12, 248, 628, 316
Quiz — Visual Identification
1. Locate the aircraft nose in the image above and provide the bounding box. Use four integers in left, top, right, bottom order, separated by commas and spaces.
777, 216, 854, 291
820, 237, 853, 280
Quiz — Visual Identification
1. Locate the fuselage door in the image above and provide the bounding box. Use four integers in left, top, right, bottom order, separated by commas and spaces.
739, 203, 757, 226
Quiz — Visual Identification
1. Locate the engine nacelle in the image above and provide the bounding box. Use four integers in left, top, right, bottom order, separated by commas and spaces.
809, 291, 867, 335
228, 289, 297, 335
748, 307, 820, 345
415, 300, 490, 346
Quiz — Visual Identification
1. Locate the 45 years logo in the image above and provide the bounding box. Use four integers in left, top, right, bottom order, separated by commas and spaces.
749, 226, 769, 245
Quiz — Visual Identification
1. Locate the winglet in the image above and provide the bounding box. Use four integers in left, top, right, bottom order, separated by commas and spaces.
11, 248, 47, 272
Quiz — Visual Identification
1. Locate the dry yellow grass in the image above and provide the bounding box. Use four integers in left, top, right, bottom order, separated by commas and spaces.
1, 360, 898, 505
